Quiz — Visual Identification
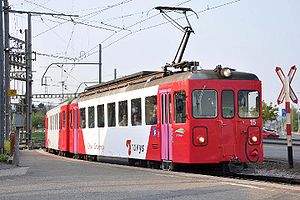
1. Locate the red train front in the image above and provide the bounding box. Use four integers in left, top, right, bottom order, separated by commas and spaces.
45, 66, 263, 169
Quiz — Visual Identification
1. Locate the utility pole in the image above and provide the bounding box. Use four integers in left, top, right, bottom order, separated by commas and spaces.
25, 27, 32, 149
99, 44, 102, 83
6, 9, 78, 149
4, 0, 10, 140
0, 0, 5, 154
114, 68, 117, 80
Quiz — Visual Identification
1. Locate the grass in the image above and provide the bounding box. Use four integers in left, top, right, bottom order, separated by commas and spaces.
0, 140, 10, 162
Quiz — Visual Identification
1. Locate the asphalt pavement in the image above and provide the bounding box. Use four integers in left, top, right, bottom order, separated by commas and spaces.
0, 150, 300, 200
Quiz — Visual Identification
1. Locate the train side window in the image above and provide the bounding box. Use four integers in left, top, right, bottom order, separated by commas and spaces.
192, 90, 217, 118
97, 105, 105, 127
80, 108, 86, 128
118, 100, 128, 126
174, 91, 186, 123
55, 114, 57, 130
107, 102, 116, 127
59, 113, 61, 129
62, 111, 66, 129
145, 95, 157, 125
131, 98, 141, 126
69, 111, 73, 129
238, 90, 260, 118
222, 90, 234, 119
88, 106, 95, 128
54, 115, 56, 130
58, 113, 60, 130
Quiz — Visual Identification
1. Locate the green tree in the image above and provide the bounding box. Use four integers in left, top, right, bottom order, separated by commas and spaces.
291, 105, 299, 132
32, 112, 45, 130
262, 101, 278, 123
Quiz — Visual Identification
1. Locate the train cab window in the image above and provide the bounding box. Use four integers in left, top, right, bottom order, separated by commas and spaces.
174, 91, 186, 123
238, 90, 260, 118
192, 90, 217, 118
88, 106, 95, 128
62, 111, 66, 129
97, 105, 105, 127
145, 96, 157, 125
131, 98, 141, 126
107, 102, 116, 127
222, 91, 234, 118
80, 108, 86, 128
69, 111, 73, 129
118, 101, 128, 126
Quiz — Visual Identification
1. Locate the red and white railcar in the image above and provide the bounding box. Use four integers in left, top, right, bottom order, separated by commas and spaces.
45, 67, 263, 168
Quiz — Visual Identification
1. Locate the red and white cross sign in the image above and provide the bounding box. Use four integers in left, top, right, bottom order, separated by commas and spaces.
276, 66, 298, 104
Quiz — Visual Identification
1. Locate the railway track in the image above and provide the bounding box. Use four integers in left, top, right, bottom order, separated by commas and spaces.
43, 148, 300, 186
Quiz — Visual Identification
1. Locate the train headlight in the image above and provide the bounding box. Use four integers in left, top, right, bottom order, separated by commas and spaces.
221, 67, 232, 78
251, 136, 258, 143
198, 137, 205, 143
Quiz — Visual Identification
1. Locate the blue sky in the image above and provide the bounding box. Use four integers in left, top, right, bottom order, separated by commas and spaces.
7, 0, 300, 107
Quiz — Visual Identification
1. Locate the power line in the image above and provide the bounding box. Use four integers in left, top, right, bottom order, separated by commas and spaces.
80, 0, 134, 21
52, 16, 117, 32
64, 23, 76, 57
23, 0, 59, 14
36, 52, 79, 61
96, 0, 242, 52
77, 0, 193, 60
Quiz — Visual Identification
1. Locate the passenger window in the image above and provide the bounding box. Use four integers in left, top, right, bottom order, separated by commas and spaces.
118, 100, 128, 126
80, 108, 86, 128
88, 106, 95, 128
145, 96, 157, 125
174, 91, 186, 123
107, 103, 116, 127
192, 90, 217, 118
131, 98, 141, 126
97, 105, 105, 127
56, 113, 61, 130
69, 111, 73, 129
55, 114, 58, 130
222, 91, 234, 118
238, 90, 260, 118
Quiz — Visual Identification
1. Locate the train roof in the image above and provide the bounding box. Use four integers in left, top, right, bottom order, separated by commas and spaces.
80, 68, 259, 98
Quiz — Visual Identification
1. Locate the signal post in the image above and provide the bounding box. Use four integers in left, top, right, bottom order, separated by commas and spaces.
276, 66, 297, 169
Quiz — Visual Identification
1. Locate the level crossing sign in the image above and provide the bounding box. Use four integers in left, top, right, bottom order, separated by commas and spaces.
276, 66, 298, 104
275, 65, 298, 169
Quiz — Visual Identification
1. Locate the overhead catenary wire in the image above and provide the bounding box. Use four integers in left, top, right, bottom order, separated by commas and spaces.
79, 0, 241, 61
31, 0, 132, 38
77, 0, 194, 60
36, 52, 79, 61
24, 0, 59, 14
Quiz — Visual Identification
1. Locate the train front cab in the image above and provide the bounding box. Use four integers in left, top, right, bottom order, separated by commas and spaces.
186, 78, 263, 165
157, 77, 263, 166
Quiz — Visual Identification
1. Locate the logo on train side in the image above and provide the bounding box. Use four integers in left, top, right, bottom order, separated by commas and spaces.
152, 127, 157, 137
175, 128, 185, 137
126, 139, 145, 156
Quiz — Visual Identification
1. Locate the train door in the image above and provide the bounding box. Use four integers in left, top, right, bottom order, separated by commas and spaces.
220, 90, 236, 158
160, 91, 172, 161
74, 107, 79, 154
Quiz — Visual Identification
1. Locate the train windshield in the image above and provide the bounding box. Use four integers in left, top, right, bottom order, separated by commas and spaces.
192, 90, 217, 118
238, 90, 260, 118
